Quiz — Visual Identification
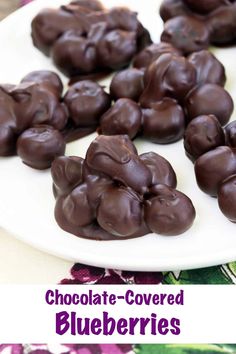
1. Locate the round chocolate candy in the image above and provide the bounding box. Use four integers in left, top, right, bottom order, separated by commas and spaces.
97, 30, 137, 70
85, 135, 152, 194
183, 0, 229, 14
64, 80, 111, 127
188, 50, 226, 87
208, 4, 236, 44
160, 0, 190, 22
62, 183, 95, 227
184, 115, 225, 161
225, 121, 236, 147
21, 70, 63, 97
17, 125, 66, 169
140, 53, 196, 106
142, 98, 185, 144
110, 68, 144, 101
185, 83, 234, 126
97, 186, 142, 237
99, 98, 142, 139
161, 16, 210, 54
194, 146, 236, 196
52, 31, 97, 77
51, 156, 84, 195
218, 174, 236, 222
144, 184, 196, 236
70, 0, 104, 11
140, 152, 177, 188
133, 42, 181, 69
31, 7, 84, 55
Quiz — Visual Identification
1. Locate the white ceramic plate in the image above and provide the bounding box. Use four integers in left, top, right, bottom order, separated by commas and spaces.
1, 0, 236, 271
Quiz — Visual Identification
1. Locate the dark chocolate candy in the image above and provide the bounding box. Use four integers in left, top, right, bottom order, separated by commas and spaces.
99, 98, 142, 139
51, 156, 84, 196
97, 186, 143, 237
140, 53, 196, 107
140, 152, 177, 188
183, 0, 230, 14
225, 121, 236, 147
53, 135, 195, 240
208, 4, 236, 44
160, 0, 190, 22
86, 135, 152, 194
21, 70, 63, 97
185, 83, 234, 126
144, 184, 196, 236
52, 31, 97, 77
110, 68, 144, 101
17, 125, 66, 169
188, 50, 226, 87
62, 183, 95, 227
142, 98, 185, 144
194, 146, 236, 196
184, 115, 225, 161
133, 42, 181, 69
32, 2, 151, 78
218, 174, 236, 222
161, 16, 210, 54
64, 80, 111, 127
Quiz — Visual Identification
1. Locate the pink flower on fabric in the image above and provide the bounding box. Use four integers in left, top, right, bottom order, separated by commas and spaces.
60, 263, 163, 285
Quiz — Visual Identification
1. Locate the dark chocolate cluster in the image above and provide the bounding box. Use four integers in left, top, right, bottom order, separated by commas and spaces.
0, 70, 67, 169
52, 135, 196, 240
31, 0, 151, 78
160, 0, 236, 53
183, 116, 236, 223
99, 47, 233, 144
0, 71, 111, 169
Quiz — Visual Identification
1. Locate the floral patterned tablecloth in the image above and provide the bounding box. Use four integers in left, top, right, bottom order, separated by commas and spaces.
0, 1, 236, 353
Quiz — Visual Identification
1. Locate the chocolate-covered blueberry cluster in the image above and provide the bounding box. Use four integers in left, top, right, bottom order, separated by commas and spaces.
0, 71, 111, 169
52, 135, 196, 240
31, 0, 151, 78
0, 70, 68, 169
160, 0, 236, 53
99, 48, 233, 144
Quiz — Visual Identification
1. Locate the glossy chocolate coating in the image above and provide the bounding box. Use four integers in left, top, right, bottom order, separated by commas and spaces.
144, 184, 196, 236
183, 0, 230, 14
110, 68, 144, 101
97, 186, 143, 237
64, 80, 111, 127
52, 31, 97, 77
194, 146, 236, 196
185, 84, 234, 126
208, 4, 236, 44
97, 30, 137, 70
0, 72, 69, 163
17, 125, 66, 169
188, 50, 226, 87
184, 115, 225, 161
140, 53, 196, 107
32, 2, 151, 78
133, 42, 181, 69
51, 156, 84, 196
99, 98, 142, 139
161, 16, 210, 54
160, 0, 236, 49
140, 152, 177, 188
21, 70, 63, 97
86, 135, 152, 194
160, 0, 190, 22
218, 174, 236, 222
225, 121, 236, 147
53, 135, 195, 240
142, 98, 185, 144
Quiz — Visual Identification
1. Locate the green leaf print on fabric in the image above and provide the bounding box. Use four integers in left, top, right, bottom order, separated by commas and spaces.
136, 344, 236, 354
